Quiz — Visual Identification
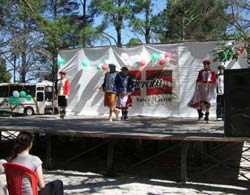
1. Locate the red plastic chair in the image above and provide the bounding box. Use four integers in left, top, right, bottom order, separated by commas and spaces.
3, 163, 38, 195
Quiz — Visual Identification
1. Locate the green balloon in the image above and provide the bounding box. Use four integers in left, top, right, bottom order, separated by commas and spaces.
26, 95, 32, 101
152, 53, 159, 61
81, 60, 89, 67
8, 97, 15, 104
8, 97, 21, 105
223, 51, 229, 57
13, 98, 21, 105
57, 59, 64, 65
20, 91, 27, 97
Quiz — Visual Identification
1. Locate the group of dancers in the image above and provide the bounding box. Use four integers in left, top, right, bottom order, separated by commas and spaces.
102, 64, 135, 121
55, 64, 135, 121
55, 60, 224, 122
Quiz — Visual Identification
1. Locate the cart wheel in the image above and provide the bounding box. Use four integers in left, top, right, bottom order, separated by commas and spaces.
24, 107, 34, 116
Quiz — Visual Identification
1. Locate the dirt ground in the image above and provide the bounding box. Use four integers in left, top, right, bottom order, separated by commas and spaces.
44, 169, 250, 195
1, 169, 250, 195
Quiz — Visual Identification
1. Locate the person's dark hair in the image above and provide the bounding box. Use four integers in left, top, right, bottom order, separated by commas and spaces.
109, 64, 116, 67
9, 131, 34, 162
217, 65, 225, 70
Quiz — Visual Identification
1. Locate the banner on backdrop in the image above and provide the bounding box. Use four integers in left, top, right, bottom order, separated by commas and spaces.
129, 67, 178, 106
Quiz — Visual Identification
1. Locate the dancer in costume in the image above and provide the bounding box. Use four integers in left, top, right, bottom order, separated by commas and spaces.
55, 70, 70, 119
102, 64, 119, 122
115, 67, 135, 120
216, 65, 225, 120
188, 59, 217, 122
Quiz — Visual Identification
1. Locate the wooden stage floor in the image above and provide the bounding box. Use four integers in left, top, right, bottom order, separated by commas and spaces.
1, 115, 250, 183
0, 115, 249, 142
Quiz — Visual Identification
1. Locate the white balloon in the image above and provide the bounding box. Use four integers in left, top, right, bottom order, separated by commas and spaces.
165, 57, 171, 64
124, 59, 131, 66
13, 90, 20, 97
104, 59, 111, 65
121, 53, 129, 60
135, 55, 140, 62
159, 53, 165, 60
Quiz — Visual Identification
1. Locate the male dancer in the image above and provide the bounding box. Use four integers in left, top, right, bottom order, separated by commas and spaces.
216, 65, 225, 120
115, 67, 135, 120
56, 70, 70, 119
102, 64, 119, 122
188, 59, 217, 122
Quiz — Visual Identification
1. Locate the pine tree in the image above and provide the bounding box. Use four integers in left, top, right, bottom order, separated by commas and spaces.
152, 0, 229, 42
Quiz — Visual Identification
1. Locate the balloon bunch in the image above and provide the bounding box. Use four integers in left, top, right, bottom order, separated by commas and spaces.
152, 52, 174, 66
97, 59, 111, 71
8, 90, 32, 105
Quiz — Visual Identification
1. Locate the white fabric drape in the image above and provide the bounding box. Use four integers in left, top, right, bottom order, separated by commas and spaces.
58, 41, 248, 117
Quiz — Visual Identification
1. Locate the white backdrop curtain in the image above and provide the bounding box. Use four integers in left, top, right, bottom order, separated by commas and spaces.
58, 41, 248, 117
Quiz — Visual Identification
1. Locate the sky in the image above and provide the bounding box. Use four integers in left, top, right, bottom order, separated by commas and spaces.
89, 0, 166, 46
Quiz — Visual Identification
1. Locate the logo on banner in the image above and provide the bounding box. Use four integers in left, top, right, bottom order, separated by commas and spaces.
129, 69, 173, 105
146, 70, 172, 96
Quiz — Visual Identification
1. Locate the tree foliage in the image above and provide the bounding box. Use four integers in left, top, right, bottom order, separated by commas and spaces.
152, 0, 229, 42
1, 0, 250, 82
0, 58, 11, 83
0, 0, 47, 82
211, 0, 250, 66
0, 0, 96, 82
89, 0, 134, 46
128, 0, 153, 43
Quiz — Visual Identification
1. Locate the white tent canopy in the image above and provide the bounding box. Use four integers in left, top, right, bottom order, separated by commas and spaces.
58, 41, 248, 117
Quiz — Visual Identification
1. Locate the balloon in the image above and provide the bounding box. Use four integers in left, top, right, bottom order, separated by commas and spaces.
165, 57, 171, 64
26, 95, 32, 101
224, 51, 230, 58
102, 64, 108, 71
159, 53, 165, 60
139, 60, 146, 67
159, 59, 165, 66
57, 59, 64, 65
135, 55, 140, 61
97, 64, 102, 71
165, 53, 174, 59
20, 91, 26, 98
104, 59, 111, 65
8, 97, 15, 104
151, 53, 159, 61
81, 60, 89, 67
13, 97, 21, 105
8, 97, 21, 105
121, 53, 129, 60
238, 46, 244, 54
13, 90, 19, 98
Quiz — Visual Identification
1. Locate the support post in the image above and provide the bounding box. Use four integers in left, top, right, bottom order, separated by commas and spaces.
180, 141, 189, 183
45, 135, 53, 170
106, 139, 115, 175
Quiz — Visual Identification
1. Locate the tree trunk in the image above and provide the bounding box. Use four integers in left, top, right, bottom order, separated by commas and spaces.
145, 1, 151, 44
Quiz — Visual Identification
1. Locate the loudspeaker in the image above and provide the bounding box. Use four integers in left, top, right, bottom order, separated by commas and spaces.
224, 68, 250, 137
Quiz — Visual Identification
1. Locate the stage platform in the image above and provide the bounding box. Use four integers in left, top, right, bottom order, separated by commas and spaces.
0, 115, 249, 142
1, 115, 250, 183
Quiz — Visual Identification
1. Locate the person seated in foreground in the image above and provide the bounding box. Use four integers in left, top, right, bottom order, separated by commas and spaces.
8, 131, 64, 195
0, 159, 8, 195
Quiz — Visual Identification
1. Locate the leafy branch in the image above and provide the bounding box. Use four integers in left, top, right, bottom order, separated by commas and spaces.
211, 41, 244, 62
